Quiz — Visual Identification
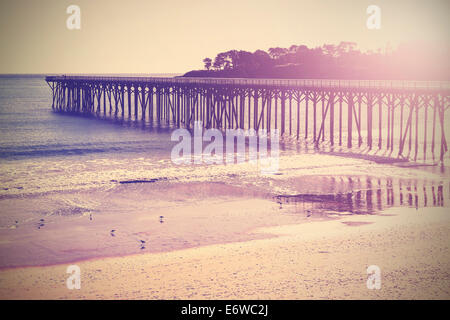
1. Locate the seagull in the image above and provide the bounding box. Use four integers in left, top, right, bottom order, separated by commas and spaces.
276, 198, 282, 209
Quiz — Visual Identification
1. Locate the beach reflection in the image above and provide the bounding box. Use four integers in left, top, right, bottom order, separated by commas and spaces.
275, 176, 448, 215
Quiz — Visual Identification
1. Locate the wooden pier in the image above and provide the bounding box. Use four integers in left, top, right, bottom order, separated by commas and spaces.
45, 75, 450, 162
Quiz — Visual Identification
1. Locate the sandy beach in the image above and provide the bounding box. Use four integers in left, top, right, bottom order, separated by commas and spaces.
0, 152, 449, 299
0, 204, 449, 299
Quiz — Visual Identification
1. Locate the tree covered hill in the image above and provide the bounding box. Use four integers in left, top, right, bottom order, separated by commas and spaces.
183, 42, 449, 80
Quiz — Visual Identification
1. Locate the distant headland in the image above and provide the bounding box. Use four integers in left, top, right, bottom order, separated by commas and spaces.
183, 42, 449, 80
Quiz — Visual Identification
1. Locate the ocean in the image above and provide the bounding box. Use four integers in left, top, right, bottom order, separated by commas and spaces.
0, 75, 183, 195
0, 75, 182, 159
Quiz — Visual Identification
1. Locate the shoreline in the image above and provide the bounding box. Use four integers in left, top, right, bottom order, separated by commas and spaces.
0, 153, 449, 269
0, 205, 448, 299
1, 149, 449, 298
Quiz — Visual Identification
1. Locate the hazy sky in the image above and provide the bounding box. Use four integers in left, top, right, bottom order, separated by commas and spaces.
0, 0, 448, 74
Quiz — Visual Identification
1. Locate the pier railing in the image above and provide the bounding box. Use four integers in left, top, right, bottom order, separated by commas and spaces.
45, 75, 450, 91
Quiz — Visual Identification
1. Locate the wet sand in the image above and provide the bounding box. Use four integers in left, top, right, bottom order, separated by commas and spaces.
0, 154, 449, 299
0, 181, 328, 268
0, 163, 447, 268
0, 206, 448, 299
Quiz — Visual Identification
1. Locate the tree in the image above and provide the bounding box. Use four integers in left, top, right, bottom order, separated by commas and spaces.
322, 44, 338, 57
336, 42, 357, 56
289, 45, 299, 53
203, 58, 212, 70
253, 50, 272, 70
213, 53, 226, 70
268, 47, 288, 59
224, 50, 238, 70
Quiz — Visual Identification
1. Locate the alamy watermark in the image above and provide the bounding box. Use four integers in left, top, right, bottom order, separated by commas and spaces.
366, 265, 381, 290
66, 5, 81, 30
170, 121, 280, 174
366, 5, 381, 30
66, 265, 81, 289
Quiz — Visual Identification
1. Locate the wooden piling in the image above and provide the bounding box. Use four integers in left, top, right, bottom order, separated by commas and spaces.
45, 76, 449, 162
